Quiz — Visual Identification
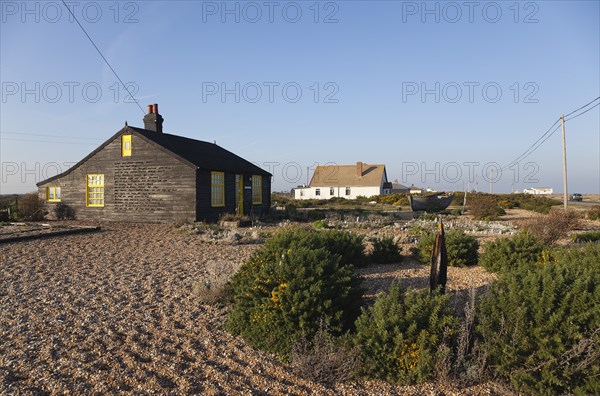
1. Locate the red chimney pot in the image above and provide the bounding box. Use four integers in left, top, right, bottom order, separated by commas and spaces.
152, 103, 158, 114
147, 104, 153, 114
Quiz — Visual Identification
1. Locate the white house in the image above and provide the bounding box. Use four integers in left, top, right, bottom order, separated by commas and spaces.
523, 187, 553, 195
293, 162, 392, 200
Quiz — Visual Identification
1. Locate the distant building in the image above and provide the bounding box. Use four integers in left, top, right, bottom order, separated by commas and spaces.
409, 185, 424, 194
391, 182, 424, 194
523, 187, 553, 195
293, 162, 391, 200
391, 182, 410, 194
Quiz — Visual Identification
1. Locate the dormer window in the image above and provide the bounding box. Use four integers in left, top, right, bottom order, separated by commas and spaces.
122, 135, 132, 157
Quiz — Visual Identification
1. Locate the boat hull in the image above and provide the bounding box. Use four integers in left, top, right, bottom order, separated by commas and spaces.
409, 193, 455, 212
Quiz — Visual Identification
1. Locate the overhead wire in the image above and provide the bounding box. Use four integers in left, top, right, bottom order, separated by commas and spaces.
564, 96, 599, 118
0, 132, 103, 141
501, 118, 560, 170
60, 0, 144, 114
1, 138, 98, 145
502, 97, 600, 170
565, 102, 600, 122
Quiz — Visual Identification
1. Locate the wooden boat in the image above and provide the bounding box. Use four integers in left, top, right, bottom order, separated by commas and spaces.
409, 193, 455, 212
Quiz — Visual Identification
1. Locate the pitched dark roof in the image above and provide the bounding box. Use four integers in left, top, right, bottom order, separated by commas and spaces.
129, 127, 271, 176
37, 126, 270, 186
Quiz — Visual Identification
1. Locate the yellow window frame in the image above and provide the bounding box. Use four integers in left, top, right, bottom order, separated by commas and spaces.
252, 175, 262, 205
211, 171, 225, 207
86, 174, 105, 207
46, 186, 61, 202
122, 135, 132, 157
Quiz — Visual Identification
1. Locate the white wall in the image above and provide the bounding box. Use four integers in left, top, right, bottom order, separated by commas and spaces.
294, 186, 383, 200
524, 188, 553, 195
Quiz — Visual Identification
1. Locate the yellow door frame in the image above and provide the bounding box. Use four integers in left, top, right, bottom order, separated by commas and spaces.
236, 175, 244, 215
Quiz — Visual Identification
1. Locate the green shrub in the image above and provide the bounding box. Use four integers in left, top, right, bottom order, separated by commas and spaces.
369, 236, 402, 264
414, 212, 439, 221
412, 230, 479, 267
450, 208, 463, 216
312, 219, 326, 229
376, 193, 409, 206
307, 210, 327, 221
227, 228, 364, 358
257, 227, 368, 268
477, 244, 600, 395
479, 232, 544, 272
355, 283, 457, 384
572, 231, 600, 243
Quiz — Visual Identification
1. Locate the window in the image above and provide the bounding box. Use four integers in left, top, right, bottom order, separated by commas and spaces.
345, 187, 351, 196
86, 174, 104, 207
252, 175, 262, 204
46, 186, 61, 202
330, 187, 335, 196
122, 135, 132, 156
315, 188, 321, 196
211, 171, 225, 207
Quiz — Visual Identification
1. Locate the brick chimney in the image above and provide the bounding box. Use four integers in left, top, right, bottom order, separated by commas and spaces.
143, 103, 164, 134
356, 161, 363, 177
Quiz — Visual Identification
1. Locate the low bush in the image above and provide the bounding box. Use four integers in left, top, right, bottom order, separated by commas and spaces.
192, 260, 240, 306
412, 230, 479, 267
450, 208, 463, 216
499, 193, 560, 213
517, 195, 560, 213
369, 236, 402, 264
572, 231, 600, 243
290, 324, 361, 384
355, 283, 457, 384
468, 195, 505, 220
256, 227, 368, 268
477, 244, 600, 395
16, 193, 46, 220
54, 203, 76, 220
479, 232, 544, 272
227, 228, 364, 358
586, 205, 600, 221
312, 219, 326, 229
307, 210, 327, 221
376, 193, 409, 207
521, 209, 581, 245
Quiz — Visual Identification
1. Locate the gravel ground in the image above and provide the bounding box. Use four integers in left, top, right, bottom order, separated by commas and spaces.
1, 222, 507, 395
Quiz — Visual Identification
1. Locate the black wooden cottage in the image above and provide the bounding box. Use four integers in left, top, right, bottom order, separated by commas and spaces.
37, 104, 271, 222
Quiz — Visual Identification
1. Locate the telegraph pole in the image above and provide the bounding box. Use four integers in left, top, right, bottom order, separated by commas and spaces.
561, 114, 568, 209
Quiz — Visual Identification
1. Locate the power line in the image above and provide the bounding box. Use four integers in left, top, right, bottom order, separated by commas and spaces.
502, 97, 600, 170
1, 138, 97, 145
501, 118, 560, 170
60, 0, 144, 114
564, 96, 599, 118
0, 132, 103, 141
565, 102, 600, 122
502, 123, 561, 170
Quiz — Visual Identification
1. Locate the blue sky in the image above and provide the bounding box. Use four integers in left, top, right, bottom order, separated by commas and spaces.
1, 0, 599, 194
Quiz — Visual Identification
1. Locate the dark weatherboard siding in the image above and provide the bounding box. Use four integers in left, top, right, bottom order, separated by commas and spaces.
38, 131, 197, 222
195, 171, 271, 223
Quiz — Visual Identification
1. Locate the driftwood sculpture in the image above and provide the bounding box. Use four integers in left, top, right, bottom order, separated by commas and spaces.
430, 218, 448, 293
